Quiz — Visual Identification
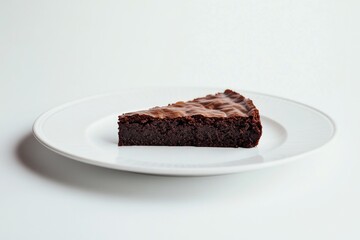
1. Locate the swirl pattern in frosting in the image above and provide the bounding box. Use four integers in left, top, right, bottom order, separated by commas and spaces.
122, 89, 258, 118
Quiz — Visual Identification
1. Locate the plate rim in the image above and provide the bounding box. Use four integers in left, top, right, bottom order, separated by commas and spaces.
32, 87, 337, 176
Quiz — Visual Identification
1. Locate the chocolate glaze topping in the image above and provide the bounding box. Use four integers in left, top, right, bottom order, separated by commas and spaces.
122, 89, 259, 119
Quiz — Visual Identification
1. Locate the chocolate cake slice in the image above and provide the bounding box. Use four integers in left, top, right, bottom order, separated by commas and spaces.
118, 89, 262, 148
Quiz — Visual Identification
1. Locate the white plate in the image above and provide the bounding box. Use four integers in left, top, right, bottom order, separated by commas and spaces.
33, 87, 336, 176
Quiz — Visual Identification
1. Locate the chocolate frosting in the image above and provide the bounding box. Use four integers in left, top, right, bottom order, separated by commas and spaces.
122, 89, 258, 118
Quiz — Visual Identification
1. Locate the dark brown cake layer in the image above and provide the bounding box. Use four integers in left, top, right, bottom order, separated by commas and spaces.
118, 89, 262, 148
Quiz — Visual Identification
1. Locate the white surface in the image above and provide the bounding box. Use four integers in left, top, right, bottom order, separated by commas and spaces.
33, 88, 335, 176
1, 0, 359, 239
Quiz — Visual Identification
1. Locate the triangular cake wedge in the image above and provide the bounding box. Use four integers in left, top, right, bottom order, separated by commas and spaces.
118, 89, 262, 148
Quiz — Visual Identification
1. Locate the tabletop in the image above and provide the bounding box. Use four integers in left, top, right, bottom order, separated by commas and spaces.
1, 1, 359, 239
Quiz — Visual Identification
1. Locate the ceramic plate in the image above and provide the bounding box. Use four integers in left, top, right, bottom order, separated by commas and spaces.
33, 87, 336, 176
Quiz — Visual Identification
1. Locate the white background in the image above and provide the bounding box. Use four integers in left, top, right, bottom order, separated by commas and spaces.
1, 0, 359, 239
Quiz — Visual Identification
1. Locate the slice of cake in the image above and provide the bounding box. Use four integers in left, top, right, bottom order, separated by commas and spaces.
118, 89, 262, 148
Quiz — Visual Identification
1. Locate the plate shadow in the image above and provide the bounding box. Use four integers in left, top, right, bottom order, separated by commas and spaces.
15, 133, 262, 202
